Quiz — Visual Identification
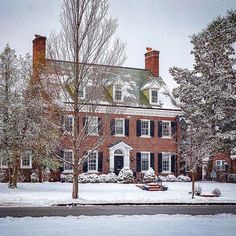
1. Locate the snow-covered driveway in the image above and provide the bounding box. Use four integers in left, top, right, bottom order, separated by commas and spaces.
0, 182, 236, 206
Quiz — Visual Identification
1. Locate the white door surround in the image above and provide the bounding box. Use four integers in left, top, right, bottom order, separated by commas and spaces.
108, 141, 133, 173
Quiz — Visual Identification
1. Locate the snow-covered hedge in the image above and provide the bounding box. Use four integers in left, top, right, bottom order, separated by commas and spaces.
143, 168, 156, 183
78, 173, 118, 183
212, 188, 221, 197
31, 171, 39, 183
157, 174, 191, 182
60, 174, 73, 183
177, 175, 191, 182
118, 167, 134, 183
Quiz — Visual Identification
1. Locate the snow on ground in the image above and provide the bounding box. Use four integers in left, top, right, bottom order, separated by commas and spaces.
0, 181, 236, 206
1, 214, 236, 236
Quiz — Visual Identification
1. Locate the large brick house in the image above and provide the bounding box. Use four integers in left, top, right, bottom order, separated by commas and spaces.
30, 35, 184, 180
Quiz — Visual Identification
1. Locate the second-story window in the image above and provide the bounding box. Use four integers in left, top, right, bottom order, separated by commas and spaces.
115, 119, 124, 135
65, 116, 73, 132
141, 120, 150, 136
216, 160, 225, 171
88, 116, 99, 135
114, 85, 123, 102
162, 121, 171, 137
78, 86, 85, 99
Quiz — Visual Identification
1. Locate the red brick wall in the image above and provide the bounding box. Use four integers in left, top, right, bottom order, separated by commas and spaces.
145, 50, 160, 77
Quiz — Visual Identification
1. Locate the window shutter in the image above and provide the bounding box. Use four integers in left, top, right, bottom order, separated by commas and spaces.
136, 152, 141, 172
98, 118, 102, 135
60, 150, 64, 158
150, 121, 155, 137
98, 152, 103, 172
171, 121, 177, 136
136, 120, 141, 137
158, 121, 162, 137
60, 115, 65, 130
150, 153, 155, 169
158, 153, 162, 173
110, 119, 115, 135
83, 161, 88, 172
125, 119, 129, 136
171, 155, 176, 173
83, 117, 88, 134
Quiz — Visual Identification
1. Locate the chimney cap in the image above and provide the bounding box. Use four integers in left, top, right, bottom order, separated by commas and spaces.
146, 47, 152, 52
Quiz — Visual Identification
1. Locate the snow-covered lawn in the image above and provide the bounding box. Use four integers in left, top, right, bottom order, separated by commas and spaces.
1, 214, 236, 236
0, 181, 236, 206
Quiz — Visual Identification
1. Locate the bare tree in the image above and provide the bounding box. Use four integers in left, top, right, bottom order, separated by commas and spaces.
178, 118, 213, 198
47, 0, 126, 199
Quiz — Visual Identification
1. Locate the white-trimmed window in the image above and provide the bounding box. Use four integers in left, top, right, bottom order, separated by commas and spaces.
78, 86, 85, 99
150, 89, 158, 104
115, 119, 125, 135
65, 115, 73, 132
88, 151, 98, 172
141, 152, 150, 171
162, 121, 171, 137
141, 120, 150, 136
113, 85, 123, 102
64, 150, 73, 172
162, 153, 171, 172
216, 160, 225, 171
88, 116, 99, 135
0, 158, 8, 168
21, 152, 32, 169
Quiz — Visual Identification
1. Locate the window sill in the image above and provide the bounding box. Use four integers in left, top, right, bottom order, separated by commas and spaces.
20, 166, 32, 169
89, 133, 99, 136
87, 170, 99, 174
114, 134, 126, 137
161, 136, 172, 139
140, 135, 151, 138
63, 170, 73, 173
161, 171, 171, 174
0, 166, 8, 169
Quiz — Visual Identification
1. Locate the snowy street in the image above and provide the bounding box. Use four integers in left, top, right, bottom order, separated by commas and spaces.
1, 214, 236, 236
0, 182, 236, 206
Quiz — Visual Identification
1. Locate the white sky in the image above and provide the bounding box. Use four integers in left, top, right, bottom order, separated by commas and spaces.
0, 0, 235, 90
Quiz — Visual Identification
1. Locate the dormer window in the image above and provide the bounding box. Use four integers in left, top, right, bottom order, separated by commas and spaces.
150, 89, 158, 104
113, 85, 123, 102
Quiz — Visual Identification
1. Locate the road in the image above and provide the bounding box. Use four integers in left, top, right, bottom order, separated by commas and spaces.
1, 205, 236, 217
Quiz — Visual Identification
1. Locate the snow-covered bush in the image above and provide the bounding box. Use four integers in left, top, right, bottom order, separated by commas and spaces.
118, 167, 134, 183
143, 168, 156, 183
157, 176, 167, 182
65, 174, 73, 182
60, 174, 66, 182
78, 173, 90, 183
177, 175, 191, 182
212, 188, 221, 197
166, 174, 178, 182
31, 171, 39, 183
100, 173, 118, 183
195, 185, 202, 196
228, 174, 236, 183
88, 174, 101, 183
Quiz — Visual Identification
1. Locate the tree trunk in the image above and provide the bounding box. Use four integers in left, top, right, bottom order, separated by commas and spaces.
38, 166, 43, 183
8, 164, 18, 189
191, 171, 195, 199
72, 162, 79, 199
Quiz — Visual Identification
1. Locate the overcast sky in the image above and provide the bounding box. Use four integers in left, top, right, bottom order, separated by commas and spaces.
0, 0, 235, 90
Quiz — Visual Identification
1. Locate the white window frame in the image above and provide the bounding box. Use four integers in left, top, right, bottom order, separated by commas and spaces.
87, 116, 99, 136
78, 86, 86, 99
162, 121, 171, 138
216, 160, 225, 171
149, 89, 159, 105
113, 84, 123, 102
141, 152, 150, 172
88, 151, 98, 173
114, 118, 125, 136
141, 119, 150, 137
20, 152, 32, 169
64, 115, 74, 133
63, 150, 73, 173
162, 153, 171, 173
0, 158, 8, 168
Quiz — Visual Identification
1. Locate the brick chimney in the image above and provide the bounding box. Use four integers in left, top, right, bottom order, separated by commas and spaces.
145, 47, 160, 77
33, 35, 46, 73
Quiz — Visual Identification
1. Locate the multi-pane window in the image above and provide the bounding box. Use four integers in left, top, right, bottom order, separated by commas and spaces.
151, 89, 158, 104
162, 121, 171, 137
216, 160, 225, 171
114, 85, 122, 101
141, 120, 150, 136
65, 116, 73, 132
78, 87, 85, 99
0, 158, 7, 167
21, 152, 32, 168
115, 119, 124, 135
141, 152, 149, 171
88, 152, 97, 172
162, 153, 171, 172
64, 151, 73, 171
88, 116, 99, 135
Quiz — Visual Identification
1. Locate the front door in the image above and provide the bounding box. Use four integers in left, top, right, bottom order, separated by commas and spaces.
114, 155, 124, 175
